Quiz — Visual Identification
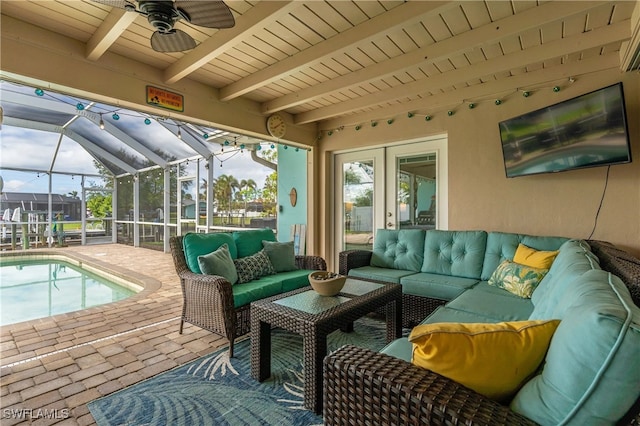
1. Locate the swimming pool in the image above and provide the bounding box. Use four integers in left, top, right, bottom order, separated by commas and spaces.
0, 256, 141, 326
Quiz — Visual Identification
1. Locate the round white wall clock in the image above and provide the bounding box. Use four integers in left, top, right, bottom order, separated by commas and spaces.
266, 114, 286, 139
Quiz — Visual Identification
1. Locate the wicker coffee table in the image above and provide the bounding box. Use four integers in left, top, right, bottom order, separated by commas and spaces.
250, 278, 402, 414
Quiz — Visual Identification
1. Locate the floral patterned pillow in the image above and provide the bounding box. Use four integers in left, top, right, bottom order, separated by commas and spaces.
488, 259, 549, 298
233, 249, 276, 284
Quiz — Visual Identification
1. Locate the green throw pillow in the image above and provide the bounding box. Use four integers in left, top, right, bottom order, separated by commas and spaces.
197, 243, 238, 284
233, 249, 276, 284
488, 259, 548, 298
182, 232, 237, 274
262, 240, 297, 272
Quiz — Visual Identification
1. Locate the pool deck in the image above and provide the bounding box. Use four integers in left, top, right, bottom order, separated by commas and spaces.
0, 244, 227, 425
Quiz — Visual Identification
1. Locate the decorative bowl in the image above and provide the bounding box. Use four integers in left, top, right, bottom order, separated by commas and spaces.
308, 271, 347, 296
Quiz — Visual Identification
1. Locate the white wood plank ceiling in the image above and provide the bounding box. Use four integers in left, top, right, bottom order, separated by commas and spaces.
1, 1, 638, 130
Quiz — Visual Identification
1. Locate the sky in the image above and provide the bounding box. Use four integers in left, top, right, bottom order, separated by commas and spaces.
0, 80, 277, 197
0, 126, 276, 196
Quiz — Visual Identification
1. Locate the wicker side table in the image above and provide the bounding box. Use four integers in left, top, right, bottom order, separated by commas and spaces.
250, 279, 402, 414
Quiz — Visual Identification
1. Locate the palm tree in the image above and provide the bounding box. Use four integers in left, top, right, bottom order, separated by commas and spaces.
238, 178, 257, 226
213, 174, 239, 222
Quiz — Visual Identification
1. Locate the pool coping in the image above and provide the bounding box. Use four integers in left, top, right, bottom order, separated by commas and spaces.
0, 249, 161, 296
0, 249, 163, 333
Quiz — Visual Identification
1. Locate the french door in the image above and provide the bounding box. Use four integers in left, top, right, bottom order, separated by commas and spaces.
334, 137, 448, 265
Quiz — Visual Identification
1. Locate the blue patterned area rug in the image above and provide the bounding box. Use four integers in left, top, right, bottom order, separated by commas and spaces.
88, 317, 391, 426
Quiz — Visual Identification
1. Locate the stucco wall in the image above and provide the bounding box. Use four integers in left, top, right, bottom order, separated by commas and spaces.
317, 69, 639, 268
277, 145, 308, 246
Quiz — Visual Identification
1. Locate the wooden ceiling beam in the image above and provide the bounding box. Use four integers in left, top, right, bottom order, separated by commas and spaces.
86, 8, 138, 61
263, 1, 609, 114
320, 52, 620, 131
219, 1, 452, 102
163, 1, 298, 84
295, 20, 631, 124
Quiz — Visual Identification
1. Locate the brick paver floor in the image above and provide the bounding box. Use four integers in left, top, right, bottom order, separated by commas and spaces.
1, 244, 228, 425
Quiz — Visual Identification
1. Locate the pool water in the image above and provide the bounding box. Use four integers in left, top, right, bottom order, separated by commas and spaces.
0, 259, 137, 326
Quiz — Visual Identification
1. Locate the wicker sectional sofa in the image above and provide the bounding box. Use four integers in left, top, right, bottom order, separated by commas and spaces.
327, 229, 640, 425
170, 228, 326, 356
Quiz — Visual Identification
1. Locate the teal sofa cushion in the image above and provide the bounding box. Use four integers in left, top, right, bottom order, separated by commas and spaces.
233, 228, 276, 258
232, 276, 283, 308
480, 232, 567, 280
276, 269, 315, 292
423, 305, 500, 324
512, 270, 640, 425
370, 229, 426, 272
421, 230, 487, 279
183, 232, 238, 274
529, 240, 601, 319
400, 272, 478, 300
446, 285, 533, 322
349, 266, 416, 284
380, 337, 412, 362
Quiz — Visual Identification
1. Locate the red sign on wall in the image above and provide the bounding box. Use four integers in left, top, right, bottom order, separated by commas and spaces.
146, 86, 184, 112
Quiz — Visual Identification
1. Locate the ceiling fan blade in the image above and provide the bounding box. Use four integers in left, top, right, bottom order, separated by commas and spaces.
175, 1, 235, 28
90, 0, 136, 11
150, 29, 197, 52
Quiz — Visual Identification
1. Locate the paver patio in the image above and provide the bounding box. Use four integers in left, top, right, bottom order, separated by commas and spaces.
1, 244, 228, 425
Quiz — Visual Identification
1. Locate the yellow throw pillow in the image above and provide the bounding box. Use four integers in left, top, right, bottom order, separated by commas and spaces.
408, 320, 561, 402
513, 243, 559, 269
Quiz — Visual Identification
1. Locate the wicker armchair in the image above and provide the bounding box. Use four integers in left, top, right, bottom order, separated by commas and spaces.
169, 235, 327, 356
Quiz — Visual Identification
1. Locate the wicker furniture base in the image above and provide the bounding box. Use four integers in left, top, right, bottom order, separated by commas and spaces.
170, 235, 326, 357
250, 279, 402, 414
323, 345, 537, 426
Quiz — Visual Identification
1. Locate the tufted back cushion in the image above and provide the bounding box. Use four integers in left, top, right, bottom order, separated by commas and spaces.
370, 229, 426, 272
421, 230, 487, 279
480, 232, 568, 281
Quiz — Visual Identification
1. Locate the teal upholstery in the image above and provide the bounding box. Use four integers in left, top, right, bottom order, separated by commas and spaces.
262, 240, 297, 272
197, 243, 238, 284
380, 337, 412, 362
480, 232, 567, 280
400, 272, 478, 300
421, 230, 487, 279
276, 269, 316, 292
233, 228, 276, 258
182, 232, 238, 274
370, 229, 426, 271
349, 266, 417, 284
512, 270, 640, 425
446, 286, 534, 322
529, 240, 600, 319
421, 305, 500, 324
231, 276, 283, 308
342, 228, 640, 423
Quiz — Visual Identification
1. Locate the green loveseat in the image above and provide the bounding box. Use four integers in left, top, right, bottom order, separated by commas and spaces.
170, 228, 326, 356
326, 229, 640, 425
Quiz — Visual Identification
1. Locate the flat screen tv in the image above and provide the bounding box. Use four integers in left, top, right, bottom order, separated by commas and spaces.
499, 83, 632, 178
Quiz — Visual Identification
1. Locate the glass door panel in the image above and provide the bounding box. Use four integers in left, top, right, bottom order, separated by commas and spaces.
344, 159, 374, 250
386, 138, 448, 231
334, 149, 384, 265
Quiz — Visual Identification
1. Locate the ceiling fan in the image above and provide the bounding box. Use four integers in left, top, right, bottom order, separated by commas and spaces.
91, 0, 235, 52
